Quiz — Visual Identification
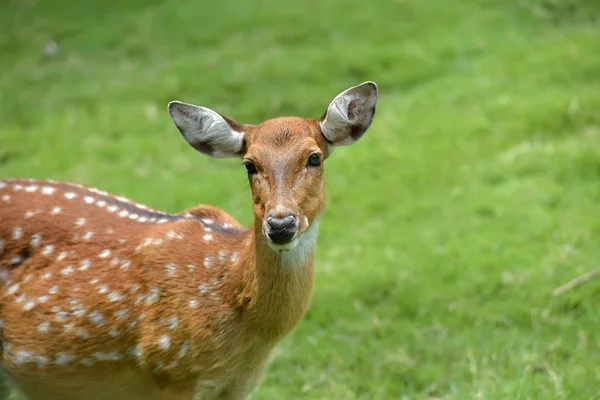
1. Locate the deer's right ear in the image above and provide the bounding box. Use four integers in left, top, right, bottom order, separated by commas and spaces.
168, 101, 247, 158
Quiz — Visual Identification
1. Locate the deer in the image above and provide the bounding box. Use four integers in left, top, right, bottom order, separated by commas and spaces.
0, 81, 378, 400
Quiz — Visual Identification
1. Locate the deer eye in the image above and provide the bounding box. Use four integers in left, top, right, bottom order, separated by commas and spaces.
307, 153, 322, 168
243, 161, 257, 175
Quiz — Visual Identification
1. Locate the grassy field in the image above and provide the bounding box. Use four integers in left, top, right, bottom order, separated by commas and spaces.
2, 0, 600, 398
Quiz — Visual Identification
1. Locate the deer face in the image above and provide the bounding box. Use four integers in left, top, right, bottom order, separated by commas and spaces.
168, 82, 378, 251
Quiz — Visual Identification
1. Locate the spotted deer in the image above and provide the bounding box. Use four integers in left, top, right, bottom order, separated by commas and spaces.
0, 82, 378, 400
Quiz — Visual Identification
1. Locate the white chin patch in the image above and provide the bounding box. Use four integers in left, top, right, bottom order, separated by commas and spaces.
266, 235, 300, 252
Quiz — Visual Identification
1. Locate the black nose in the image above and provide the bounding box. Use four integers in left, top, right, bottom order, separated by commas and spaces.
266, 215, 297, 244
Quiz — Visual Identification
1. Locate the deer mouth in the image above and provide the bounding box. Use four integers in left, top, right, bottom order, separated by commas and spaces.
266, 235, 300, 252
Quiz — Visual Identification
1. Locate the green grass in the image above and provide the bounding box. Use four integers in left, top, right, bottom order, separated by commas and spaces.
2, 0, 600, 398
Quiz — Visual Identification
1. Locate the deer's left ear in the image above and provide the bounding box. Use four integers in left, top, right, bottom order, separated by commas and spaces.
319, 81, 378, 147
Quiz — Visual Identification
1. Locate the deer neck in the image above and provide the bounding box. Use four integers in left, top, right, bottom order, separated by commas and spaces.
239, 217, 321, 340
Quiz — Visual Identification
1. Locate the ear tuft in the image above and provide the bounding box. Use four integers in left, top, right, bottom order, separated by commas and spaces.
168, 101, 246, 158
319, 81, 378, 147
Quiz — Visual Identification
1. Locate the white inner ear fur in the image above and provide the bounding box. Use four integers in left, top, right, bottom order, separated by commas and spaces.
168, 101, 245, 158
320, 81, 378, 146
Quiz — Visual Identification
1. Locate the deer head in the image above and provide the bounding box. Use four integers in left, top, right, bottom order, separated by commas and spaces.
168, 82, 378, 253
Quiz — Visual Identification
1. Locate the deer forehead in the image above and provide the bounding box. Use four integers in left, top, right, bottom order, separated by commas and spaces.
244, 117, 328, 160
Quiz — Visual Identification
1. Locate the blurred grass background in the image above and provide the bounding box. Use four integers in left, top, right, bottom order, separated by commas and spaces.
1, 0, 600, 398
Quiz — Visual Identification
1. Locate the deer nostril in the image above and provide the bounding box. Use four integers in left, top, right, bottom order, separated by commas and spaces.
266, 215, 296, 231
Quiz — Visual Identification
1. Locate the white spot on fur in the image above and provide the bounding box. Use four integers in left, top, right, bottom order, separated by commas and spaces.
77, 329, 90, 339
23, 299, 36, 311
128, 345, 143, 359
12, 227, 23, 239
72, 305, 85, 317
11, 255, 22, 265
64, 192, 76, 199
62, 266, 74, 275
51, 206, 62, 214
49, 285, 58, 295
203, 233, 213, 242
129, 213, 139, 220
25, 185, 37, 192
75, 218, 86, 226
13, 350, 32, 364
109, 329, 120, 337
98, 285, 109, 294
189, 299, 199, 308
1, 194, 10, 202
88, 311, 106, 326
42, 186, 56, 195
42, 244, 54, 255
84, 196, 94, 204
33, 355, 50, 367
199, 284, 210, 294
42, 271, 52, 279
57, 251, 68, 261
7, 283, 20, 295
218, 250, 227, 262
167, 231, 183, 240
120, 260, 131, 270
167, 316, 179, 330
38, 295, 49, 303
79, 259, 91, 271
115, 309, 129, 320
165, 263, 177, 275
96, 200, 106, 207
188, 264, 196, 272
30, 234, 41, 247
158, 335, 171, 350
37, 322, 50, 333
107, 205, 118, 212
176, 340, 189, 359
118, 210, 129, 217
145, 287, 160, 304
56, 353, 76, 366
98, 249, 111, 258
83, 231, 94, 240
204, 255, 213, 269
92, 351, 123, 361
108, 292, 124, 302
56, 311, 68, 321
